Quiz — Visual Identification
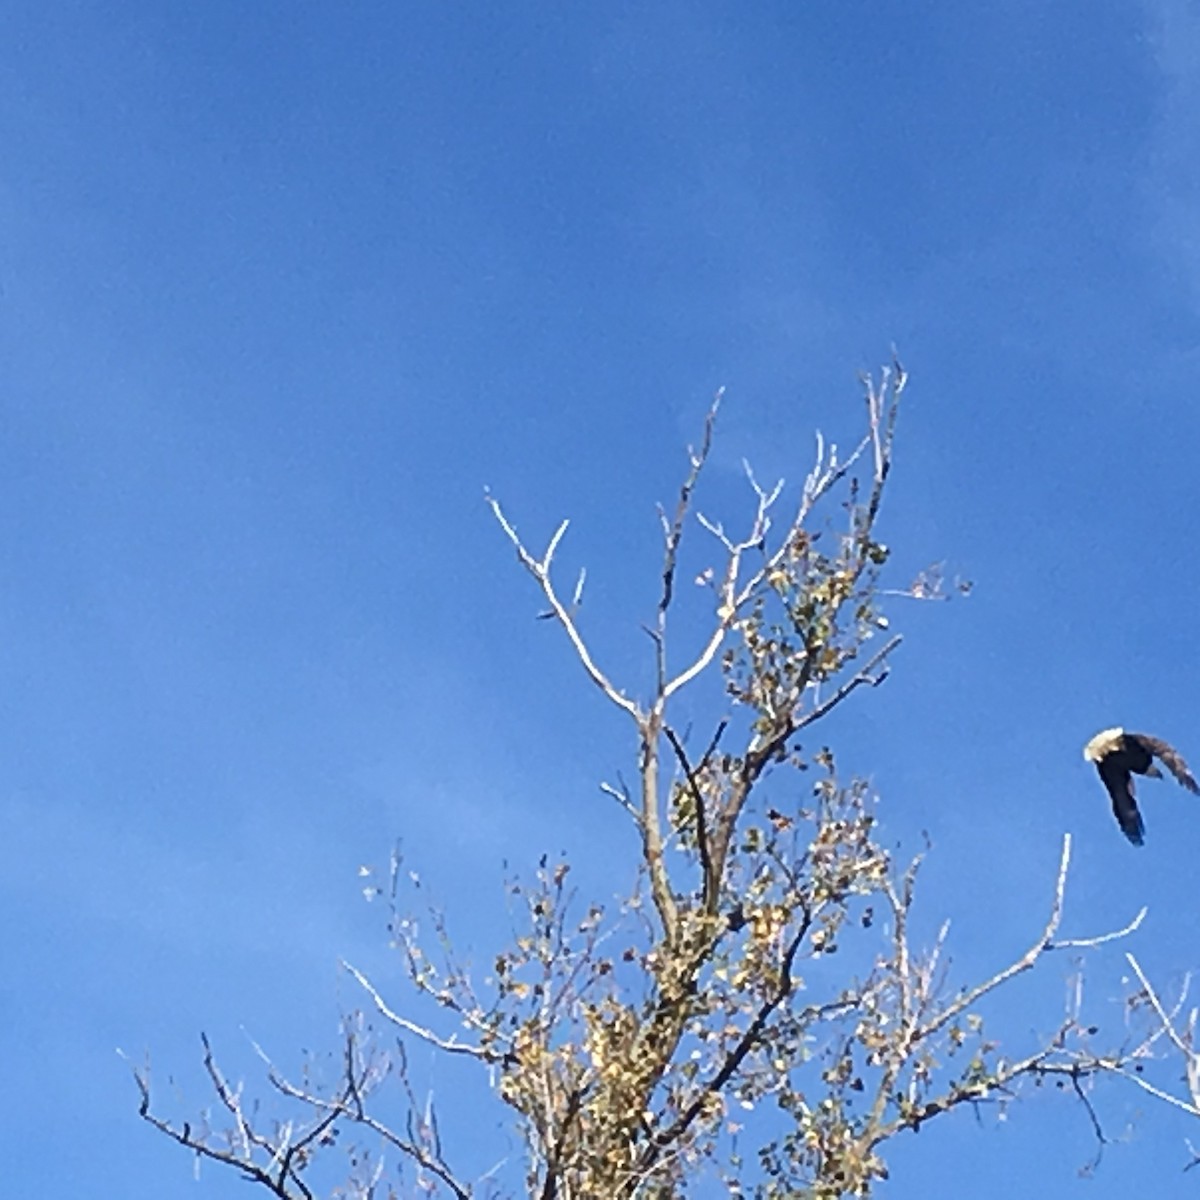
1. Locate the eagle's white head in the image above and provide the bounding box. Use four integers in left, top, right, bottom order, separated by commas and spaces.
1083, 727, 1125, 763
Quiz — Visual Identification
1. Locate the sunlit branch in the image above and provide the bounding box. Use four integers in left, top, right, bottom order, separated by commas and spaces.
1125, 953, 1196, 1065
486, 493, 642, 723
917, 834, 1074, 1043
1052, 907, 1148, 950
341, 960, 500, 1062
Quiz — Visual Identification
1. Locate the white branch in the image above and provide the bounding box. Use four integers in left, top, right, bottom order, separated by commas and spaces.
1093, 1059, 1200, 1117
1126, 953, 1196, 1065
341, 961, 497, 1061
1052, 906, 1147, 950
486, 493, 642, 721
918, 835, 1073, 1042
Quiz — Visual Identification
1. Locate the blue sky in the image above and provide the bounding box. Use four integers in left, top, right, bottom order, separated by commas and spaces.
4, 1, 1200, 1195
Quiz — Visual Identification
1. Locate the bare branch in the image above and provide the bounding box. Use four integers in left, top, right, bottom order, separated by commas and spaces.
1125, 953, 1196, 1067
1067, 1058, 1200, 1118
664, 512, 773, 701
128, 1037, 319, 1200
1052, 906, 1148, 950
600, 777, 640, 822
486, 492, 642, 722
793, 635, 903, 733
340, 961, 501, 1062
918, 834, 1073, 1043
250, 1030, 475, 1200
659, 388, 723, 627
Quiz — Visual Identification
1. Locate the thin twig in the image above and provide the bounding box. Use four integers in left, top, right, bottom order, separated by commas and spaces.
1125, 953, 1195, 1063
1052, 906, 1148, 950
1069, 1067, 1108, 1174
600, 778, 640, 822
341, 961, 500, 1062
659, 389, 723, 625
793, 635, 903, 733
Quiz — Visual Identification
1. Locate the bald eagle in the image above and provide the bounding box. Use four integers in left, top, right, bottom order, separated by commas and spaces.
1083, 728, 1199, 845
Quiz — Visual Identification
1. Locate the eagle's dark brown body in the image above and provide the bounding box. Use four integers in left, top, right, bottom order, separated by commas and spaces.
1083, 728, 1199, 845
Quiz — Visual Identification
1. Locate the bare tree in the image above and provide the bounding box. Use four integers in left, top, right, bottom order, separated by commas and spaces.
131, 364, 1163, 1197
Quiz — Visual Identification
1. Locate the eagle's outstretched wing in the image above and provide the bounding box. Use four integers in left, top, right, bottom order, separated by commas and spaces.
1098, 757, 1144, 845
1135, 734, 1200, 793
